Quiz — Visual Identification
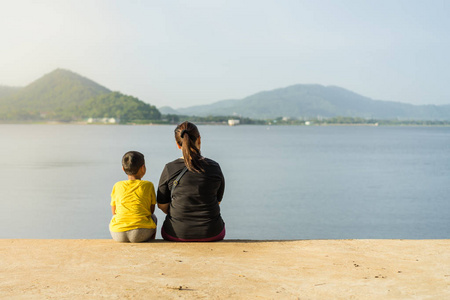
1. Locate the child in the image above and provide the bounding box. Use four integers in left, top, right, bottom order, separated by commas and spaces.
109, 151, 157, 242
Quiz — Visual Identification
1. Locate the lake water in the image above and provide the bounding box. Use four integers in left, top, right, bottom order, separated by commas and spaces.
0, 124, 449, 240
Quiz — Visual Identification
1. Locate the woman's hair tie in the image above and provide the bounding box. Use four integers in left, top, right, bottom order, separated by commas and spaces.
180, 129, 188, 138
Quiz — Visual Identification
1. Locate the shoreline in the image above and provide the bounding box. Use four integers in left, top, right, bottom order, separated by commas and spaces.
2, 239, 449, 299
1, 121, 450, 127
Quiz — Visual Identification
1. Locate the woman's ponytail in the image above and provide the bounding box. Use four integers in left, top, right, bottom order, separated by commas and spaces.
175, 121, 204, 173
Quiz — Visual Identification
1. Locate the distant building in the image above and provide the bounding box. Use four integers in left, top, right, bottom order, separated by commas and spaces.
87, 117, 119, 124
228, 119, 240, 126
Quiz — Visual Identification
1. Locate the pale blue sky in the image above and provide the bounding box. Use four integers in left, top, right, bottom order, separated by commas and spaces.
1, 0, 449, 108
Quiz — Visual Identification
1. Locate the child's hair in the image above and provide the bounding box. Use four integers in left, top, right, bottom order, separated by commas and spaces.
174, 121, 204, 173
122, 151, 145, 175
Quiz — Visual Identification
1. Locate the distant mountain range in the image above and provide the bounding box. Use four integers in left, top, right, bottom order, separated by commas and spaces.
0, 86, 21, 98
160, 84, 450, 120
0, 69, 160, 122
2, 69, 449, 122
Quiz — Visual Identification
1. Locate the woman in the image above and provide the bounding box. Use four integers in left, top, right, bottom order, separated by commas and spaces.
157, 121, 225, 241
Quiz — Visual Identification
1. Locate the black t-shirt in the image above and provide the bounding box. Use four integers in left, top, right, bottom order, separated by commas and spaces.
157, 158, 225, 239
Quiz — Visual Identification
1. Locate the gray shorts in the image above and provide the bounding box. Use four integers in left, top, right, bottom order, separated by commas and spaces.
110, 214, 157, 243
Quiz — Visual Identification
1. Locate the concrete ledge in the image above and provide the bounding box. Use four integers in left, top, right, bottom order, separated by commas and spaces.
1, 239, 449, 299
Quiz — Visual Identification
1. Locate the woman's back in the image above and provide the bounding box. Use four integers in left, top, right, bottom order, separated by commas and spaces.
157, 121, 226, 241
157, 157, 225, 240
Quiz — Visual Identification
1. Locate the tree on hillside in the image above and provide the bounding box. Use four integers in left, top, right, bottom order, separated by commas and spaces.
82, 92, 161, 122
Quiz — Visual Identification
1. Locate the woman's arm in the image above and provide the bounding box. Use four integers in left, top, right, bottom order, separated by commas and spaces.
156, 165, 171, 214
150, 204, 155, 214
217, 166, 225, 204
111, 205, 116, 215
158, 203, 170, 214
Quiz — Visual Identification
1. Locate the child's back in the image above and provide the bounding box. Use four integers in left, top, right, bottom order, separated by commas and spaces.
109, 151, 157, 243
110, 179, 156, 232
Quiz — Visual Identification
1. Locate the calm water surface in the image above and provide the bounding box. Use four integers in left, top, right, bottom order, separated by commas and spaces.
0, 124, 449, 240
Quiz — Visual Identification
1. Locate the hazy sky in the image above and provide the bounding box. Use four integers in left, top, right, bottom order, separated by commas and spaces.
1, 0, 449, 108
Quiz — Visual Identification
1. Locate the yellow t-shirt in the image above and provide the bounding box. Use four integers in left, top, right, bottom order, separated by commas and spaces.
109, 180, 156, 232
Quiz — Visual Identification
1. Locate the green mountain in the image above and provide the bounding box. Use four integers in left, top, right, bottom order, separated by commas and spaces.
0, 86, 22, 98
174, 84, 450, 120
0, 69, 160, 122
